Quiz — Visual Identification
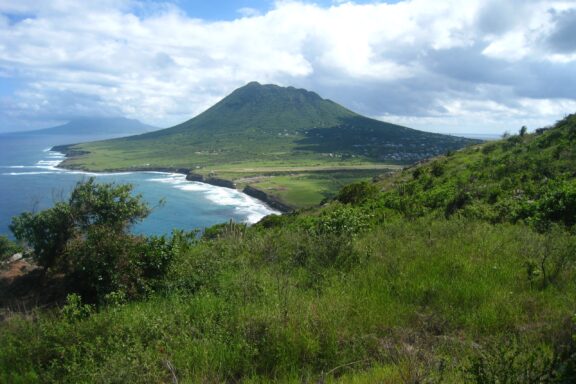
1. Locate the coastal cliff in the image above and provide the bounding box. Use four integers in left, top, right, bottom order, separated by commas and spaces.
242, 185, 293, 212
185, 173, 236, 189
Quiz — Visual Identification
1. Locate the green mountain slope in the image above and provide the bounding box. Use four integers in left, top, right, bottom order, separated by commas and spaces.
367, 113, 576, 228
60, 82, 476, 171
143, 81, 357, 137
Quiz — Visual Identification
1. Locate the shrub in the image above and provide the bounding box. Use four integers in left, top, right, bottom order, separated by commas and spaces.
431, 161, 445, 177
10, 203, 74, 270
10, 178, 151, 272
61, 293, 93, 322
465, 337, 555, 383
466, 328, 576, 384
522, 226, 576, 289
535, 181, 576, 228
8, 178, 178, 302
65, 227, 186, 302
316, 205, 371, 238
335, 181, 379, 205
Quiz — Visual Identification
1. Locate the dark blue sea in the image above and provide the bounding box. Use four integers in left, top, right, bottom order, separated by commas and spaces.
0, 132, 278, 238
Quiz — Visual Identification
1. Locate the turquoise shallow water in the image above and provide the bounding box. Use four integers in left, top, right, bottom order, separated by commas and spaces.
0, 132, 278, 238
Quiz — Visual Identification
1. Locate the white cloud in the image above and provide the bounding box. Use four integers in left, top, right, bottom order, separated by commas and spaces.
237, 7, 261, 18
0, 0, 575, 133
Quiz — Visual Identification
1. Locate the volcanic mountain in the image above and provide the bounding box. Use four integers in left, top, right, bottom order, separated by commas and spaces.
58, 82, 477, 171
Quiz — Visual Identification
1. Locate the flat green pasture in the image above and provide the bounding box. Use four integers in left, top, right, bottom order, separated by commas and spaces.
61, 143, 400, 208
238, 170, 391, 208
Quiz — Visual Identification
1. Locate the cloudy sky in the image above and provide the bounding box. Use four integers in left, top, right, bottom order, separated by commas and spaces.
1, 0, 575, 134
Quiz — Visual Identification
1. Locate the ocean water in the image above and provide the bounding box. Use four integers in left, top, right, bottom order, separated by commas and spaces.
457, 133, 501, 141
0, 132, 278, 238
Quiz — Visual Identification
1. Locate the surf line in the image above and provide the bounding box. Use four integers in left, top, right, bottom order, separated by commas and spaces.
50, 148, 287, 222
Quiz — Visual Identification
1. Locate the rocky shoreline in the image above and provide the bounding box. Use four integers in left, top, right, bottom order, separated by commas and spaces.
242, 185, 293, 212
52, 145, 293, 214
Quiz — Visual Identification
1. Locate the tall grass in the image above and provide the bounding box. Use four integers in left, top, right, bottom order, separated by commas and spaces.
2, 217, 574, 383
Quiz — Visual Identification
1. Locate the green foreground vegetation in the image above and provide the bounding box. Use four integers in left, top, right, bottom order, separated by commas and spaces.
2, 115, 576, 382
3, 218, 575, 383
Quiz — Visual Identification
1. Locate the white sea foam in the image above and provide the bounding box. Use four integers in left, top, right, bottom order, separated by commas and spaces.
3, 171, 59, 176
4, 151, 134, 177
1, 151, 65, 174
66, 170, 136, 176
33, 151, 66, 171
175, 183, 213, 192
174, 181, 279, 224
146, 173, 280, 224
147, 173, 188, 185
38, 151, 134, 176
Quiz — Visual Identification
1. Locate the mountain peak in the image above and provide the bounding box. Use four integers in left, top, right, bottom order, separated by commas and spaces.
244, 81, 263, 87
221, 82, 329, 113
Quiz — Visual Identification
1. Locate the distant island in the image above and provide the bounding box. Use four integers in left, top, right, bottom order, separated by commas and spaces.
55, 82, 479, 208
18, 117, 157, 137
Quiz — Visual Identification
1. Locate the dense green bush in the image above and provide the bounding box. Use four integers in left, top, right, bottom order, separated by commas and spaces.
535, 180, 576, 228
335, 181, 379, 205
64, 227, 183, 302
8, 178, 182, 303
10, 202, 74, 269
10, 178, 151, 272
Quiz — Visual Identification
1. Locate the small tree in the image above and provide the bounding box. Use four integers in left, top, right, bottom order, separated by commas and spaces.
10, 178, 182, 302
10, 203, 74, 269
69, 178, 151, 232
10, 178, 150, 272
520, 126, 528, 137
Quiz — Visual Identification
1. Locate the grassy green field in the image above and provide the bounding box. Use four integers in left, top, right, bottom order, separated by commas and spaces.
61, 148, 401, 208
233, 169, 393, 208
2, 217, 575, 383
